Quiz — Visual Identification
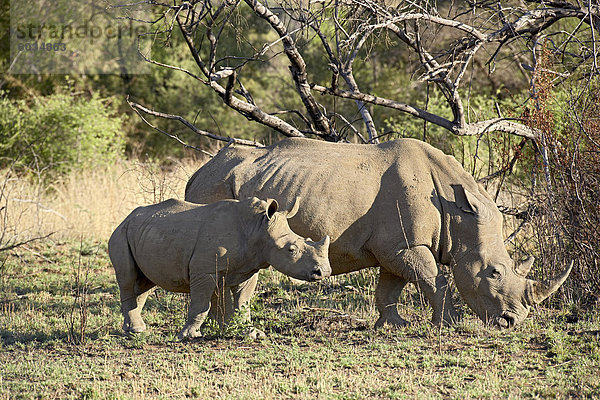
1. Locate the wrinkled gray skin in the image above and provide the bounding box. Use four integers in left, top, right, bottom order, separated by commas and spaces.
185, 138, 572, 329
108, 197, 331, 340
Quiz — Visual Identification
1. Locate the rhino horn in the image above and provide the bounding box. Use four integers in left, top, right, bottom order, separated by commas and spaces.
515, 256, 535, 276
317, 235, 330, 248
527, 261, 574, 305
283, 197, 301, 219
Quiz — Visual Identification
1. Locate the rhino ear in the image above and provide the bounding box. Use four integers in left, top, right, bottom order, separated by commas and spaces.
265, 199, 279, 220
283, 197, 301, 219
457, 185, 492, 221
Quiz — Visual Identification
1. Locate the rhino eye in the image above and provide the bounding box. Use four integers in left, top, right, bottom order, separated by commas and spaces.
289, 244, 299, 255
490, 268, 502, 280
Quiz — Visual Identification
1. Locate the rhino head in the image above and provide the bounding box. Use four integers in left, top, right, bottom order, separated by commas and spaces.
257, 197, 332, 282
448, 185, 573, 328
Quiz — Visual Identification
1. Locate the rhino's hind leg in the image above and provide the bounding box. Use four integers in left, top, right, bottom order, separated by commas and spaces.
379, 245, 459, 327
178, 273, 217, 340
119, 274, 155, 334
374, 268, 410, 329
126, 278, 156, 333
109, 234, 155, 334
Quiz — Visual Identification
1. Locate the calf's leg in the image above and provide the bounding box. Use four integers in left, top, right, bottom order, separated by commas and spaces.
230, 273, 258, 323
374, 268, 410, 328
231, 274, 265, 339
178, 273, 217, 340
109, 235, 155, 334
208, 274, 264, 339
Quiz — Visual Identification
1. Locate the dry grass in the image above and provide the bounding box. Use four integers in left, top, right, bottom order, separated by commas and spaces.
0, 158, 204, 243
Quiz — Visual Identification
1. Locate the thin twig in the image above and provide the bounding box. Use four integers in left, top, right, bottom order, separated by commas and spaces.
128, 99, 263, 148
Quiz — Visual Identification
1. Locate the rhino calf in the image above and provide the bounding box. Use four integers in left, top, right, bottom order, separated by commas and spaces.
108, 197, 331, 340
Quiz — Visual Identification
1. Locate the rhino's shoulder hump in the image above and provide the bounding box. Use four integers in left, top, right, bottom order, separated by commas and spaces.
268, 137, 317, 150
226, 142, 272, 158
232, 197, 265, 216
377, 137, 442, 156
161, 198, 186, 207
161, 198, 198, 211
380, 139, 469, 173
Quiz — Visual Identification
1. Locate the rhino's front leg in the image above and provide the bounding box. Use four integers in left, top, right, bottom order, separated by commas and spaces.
230, 273, 258, 323
374, 268, 410, 328
381, 245, 458, 326
178, 273, 217, 340
231, 273, 265, 339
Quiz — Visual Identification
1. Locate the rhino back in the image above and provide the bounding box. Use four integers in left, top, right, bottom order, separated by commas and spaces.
185, 138, 490, 273
124, 199, 245, 292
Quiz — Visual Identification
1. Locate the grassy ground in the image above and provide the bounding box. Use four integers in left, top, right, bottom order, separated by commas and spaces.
1, 239, 599, 399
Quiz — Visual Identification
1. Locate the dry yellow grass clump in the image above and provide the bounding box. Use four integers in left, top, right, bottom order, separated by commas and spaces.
1, 158, 205, 244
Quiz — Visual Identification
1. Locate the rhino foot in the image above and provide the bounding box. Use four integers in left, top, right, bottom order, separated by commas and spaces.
123, 321, 147, 334
374, 315, 410, 329
177, 326, 203, 341
245, 327, 266, 340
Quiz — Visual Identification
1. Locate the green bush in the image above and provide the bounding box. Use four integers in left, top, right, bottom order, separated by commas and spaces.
381, 90, 518, 176
0, 92, 126, 176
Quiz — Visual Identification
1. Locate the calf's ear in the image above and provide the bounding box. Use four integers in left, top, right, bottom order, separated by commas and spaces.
265, 199, 279, 220
284, 197, 301, 219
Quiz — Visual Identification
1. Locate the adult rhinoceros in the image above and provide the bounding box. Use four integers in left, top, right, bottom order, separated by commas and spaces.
185, 137, 572, 328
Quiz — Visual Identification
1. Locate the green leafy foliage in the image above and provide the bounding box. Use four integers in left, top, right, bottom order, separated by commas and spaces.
0, 91, 126, 177
382, 90, 525, 176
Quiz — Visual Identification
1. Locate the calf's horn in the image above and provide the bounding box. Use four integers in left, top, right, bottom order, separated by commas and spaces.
317, 235, 330, 248
527, 261, 574, 305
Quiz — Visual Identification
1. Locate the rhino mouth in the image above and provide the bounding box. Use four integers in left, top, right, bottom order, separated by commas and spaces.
493, 313, 516, 329
309, 267, 326, 282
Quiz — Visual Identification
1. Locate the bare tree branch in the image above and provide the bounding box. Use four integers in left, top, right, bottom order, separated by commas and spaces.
115, 0, 598, 145
0, 233, 54, 253
243, 0, 336, 140
459, 119, 540, 139
175, 10, 307, 139
311, 83, 540, 139
128, 100, 264, 147
310, 83, 456, 130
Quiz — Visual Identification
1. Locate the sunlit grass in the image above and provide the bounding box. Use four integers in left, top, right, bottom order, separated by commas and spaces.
1, 239, 599, 399
1, 158, 201, 243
